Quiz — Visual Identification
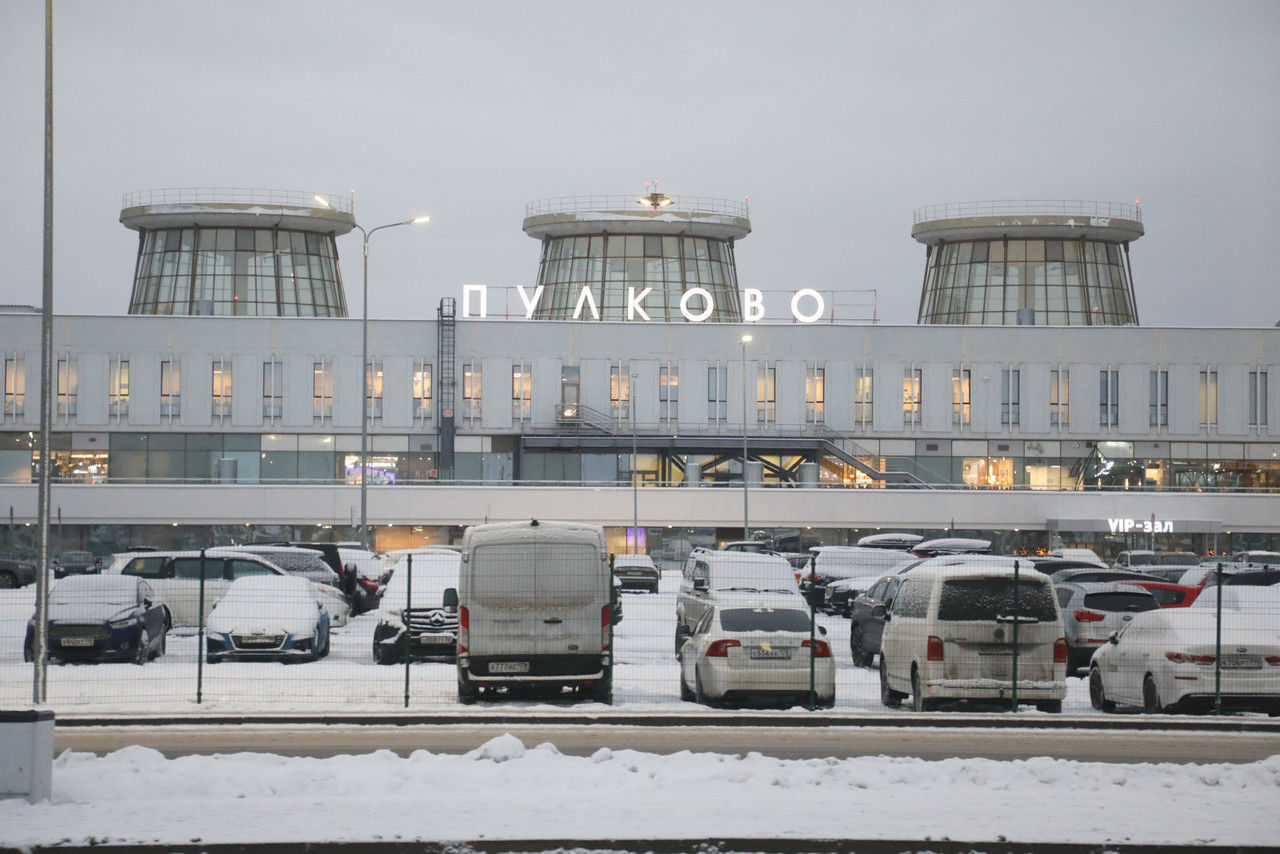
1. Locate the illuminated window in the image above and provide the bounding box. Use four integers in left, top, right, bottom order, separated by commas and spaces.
1149, 369, 1168, 428
903, 367, 921, 427
853, 367, 873, 427
211, 359, 232, 421
962, 457, 1014, 488
4, 358, 26, 419
109, 358, 129, 420
57, 358, 79, 419
952, 368, 971, 426
1199, 369, 1218, 428
1001, 368, 1020, 426
1049, 368, 1069, 427
313, 360, 333, 422
757, 365, 776, 424
262, 360, 283, 421
463, 363, 481, 423
805, 365, 825, 424
366, 360, 384, 421
159, 358, 179, 420
659, 365, 678, 423
610, 365, 631, 420
512, 364, 532, 421
413, 361, 432, 423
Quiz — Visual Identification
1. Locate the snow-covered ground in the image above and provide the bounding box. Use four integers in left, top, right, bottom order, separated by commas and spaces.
1, 734, 1277, 847
0, 574, 1105, 715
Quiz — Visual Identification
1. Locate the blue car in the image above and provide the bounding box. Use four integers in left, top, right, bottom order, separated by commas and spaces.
204, 575, 331, 663
25, 574, 169, 663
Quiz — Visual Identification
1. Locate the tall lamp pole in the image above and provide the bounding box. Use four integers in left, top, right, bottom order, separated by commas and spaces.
631, 372, 639, 553
324, 198, 429, 549
740, 334, 753, 540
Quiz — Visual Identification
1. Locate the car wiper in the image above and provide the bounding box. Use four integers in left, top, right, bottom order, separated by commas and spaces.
717, 586, 763, 592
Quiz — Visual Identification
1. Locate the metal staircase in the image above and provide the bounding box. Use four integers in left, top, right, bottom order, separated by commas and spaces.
436, 298, 456, 480
814, 425, 935, 488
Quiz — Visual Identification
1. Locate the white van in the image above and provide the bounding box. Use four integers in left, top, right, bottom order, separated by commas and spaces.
879, 559, 1067, 712
456, 520, 614, 704
675, 547, 801, 655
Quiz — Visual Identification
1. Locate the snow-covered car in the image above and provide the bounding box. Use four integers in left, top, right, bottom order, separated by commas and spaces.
1089, 608, 1280, 714
231, 546, 351, 626
109, 549, 296, 627
205, 575, 331, 663
373, 548, 461, 664
337, 544, 389, 613
1054, 581, 1160, 672
678, 593, 835, 708
24, 574, 169, 664
613, 553, 660, 593
805, 546, 914, 614
1048, 548, 1107, 567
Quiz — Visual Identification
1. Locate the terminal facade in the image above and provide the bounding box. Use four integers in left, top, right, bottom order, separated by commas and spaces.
0, 192, 1276, 560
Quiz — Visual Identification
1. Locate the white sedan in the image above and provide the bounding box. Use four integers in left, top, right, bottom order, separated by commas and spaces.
678, 593, 835, 708
1089, 607, 1280, 714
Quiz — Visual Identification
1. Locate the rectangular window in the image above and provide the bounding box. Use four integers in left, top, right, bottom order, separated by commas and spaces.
413, 362, 432, 423
1001, 368, 1020, 426
1049, 368, 1069, 427
262, 359, 283, 421
1099, 369, 1119, 427
211, 359, 232, 420
463, 362, 481, 423
854, 367, 873, 427
57, 358, 79, 419
1249, 370, 1269, 428
1148, 369, 1168, 427
610, 365, 631, 420
903, 367, 921, 426
313, 360, 333, 422
159, 358, 179, 419
1199, 369, 1218, 428
707, 365, 727, 423
512, 364, 532, 421
952, 368, 971, 426
805, 365, 825, 424
108, 358, 129, 420
757, 365, 776, 424
4, 358, 26, 418
366, 360, 384, 422
659, 365, 678, 423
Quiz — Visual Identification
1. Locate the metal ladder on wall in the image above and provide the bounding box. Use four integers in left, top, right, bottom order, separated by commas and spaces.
436, 298, 457, 481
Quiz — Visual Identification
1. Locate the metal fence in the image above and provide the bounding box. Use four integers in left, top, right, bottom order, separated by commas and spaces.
3, 549, 1277, 716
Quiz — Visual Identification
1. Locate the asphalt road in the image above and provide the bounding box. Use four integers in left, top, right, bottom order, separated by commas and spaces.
55, 721, 1280, 764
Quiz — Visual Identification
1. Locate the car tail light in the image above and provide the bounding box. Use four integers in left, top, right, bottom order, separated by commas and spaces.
927, 635, 944, 662
1054, 637, 1067, 664
601, 604, 611, 653
1073, 609, 1106, 622
1266, 656, 1280, 666
457, 605, 469, 655
358, 575, 380, 593
1165, 651, 1215, 664
802, 639, 831, 658
706, 639, 742, 657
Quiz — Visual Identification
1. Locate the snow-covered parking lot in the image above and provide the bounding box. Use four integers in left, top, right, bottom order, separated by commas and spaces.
0, 573, 1115, 714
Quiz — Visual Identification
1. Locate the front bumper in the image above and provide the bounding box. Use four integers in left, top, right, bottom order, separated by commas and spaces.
206, 632, 315, 661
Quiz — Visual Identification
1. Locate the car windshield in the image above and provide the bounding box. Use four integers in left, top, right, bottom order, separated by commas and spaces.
251, 553, 337, 585
1083, 591, 1159, 612
937, 578, 1058, 622
50, 577, 135, 607
719, 608, 811, 632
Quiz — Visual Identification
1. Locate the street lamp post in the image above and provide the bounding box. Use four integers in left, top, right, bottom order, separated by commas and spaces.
631, 372, 639, 553
324, 199, 429, 549
740, 334, 753, 540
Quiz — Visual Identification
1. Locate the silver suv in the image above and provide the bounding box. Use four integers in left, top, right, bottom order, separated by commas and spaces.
1055, 581, 1159, 672
675, 547, 800, 656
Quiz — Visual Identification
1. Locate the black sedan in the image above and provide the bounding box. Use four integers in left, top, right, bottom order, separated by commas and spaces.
0, 551, 38, 588
24, 574, 169, 664
848, 574, 901, 666
52, 550, 102, 579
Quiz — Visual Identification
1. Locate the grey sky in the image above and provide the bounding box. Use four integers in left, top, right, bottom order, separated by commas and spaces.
2, 0, 1278, 326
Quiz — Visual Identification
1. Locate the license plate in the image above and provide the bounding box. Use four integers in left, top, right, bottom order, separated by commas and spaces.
418, 635, 454, 644
489, 660, 530, 673
1220, 656, 1262, 670
749, 648, 791, 660
60, 637, 94, 647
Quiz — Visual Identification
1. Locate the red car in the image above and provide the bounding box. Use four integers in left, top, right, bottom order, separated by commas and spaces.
1123, 579, 1202, 608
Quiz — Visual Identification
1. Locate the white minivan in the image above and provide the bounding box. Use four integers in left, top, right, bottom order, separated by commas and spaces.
675, 547, 801, 655
456, 520, 614, 704
879, 558, 1067, 712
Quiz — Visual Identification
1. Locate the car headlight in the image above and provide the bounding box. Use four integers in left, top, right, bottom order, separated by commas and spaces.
109, 616, 138, 629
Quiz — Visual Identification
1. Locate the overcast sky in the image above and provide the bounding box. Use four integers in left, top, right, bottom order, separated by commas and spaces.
2, 0, 1278, 326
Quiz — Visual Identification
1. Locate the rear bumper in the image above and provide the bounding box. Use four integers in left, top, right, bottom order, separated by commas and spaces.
701, 662, 836, 700
926, 679, 1067, 701
461, 653, 606, 683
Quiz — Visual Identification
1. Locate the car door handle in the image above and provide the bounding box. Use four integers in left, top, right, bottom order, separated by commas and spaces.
543, 617, 563, 624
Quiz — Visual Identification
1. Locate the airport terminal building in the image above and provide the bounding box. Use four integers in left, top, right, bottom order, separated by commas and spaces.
0, 192, 1276, 561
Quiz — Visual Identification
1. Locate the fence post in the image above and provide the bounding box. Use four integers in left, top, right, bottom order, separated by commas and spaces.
1011, 559, 1020, 712
808, 589, 816, 711
404, 553, 412, 709
196, 548, 205, 704
1214, 561, 1223, 715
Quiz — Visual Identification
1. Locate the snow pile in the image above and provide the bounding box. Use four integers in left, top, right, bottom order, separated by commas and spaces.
1, 736, 1277, 847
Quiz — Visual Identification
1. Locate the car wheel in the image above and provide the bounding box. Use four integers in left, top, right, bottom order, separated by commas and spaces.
0, 572, 16, 589
879, 658, 905, 707
1142, 674, 1164, 714
457, 673, 479, 705
373, 643, 399, 665
152, 631, 166, 660
133, 631, 150, 665
911, 668, 938, 712
592, 669, 613, 705
850, 625, 873, 667
694, 667, 716, 708
679, 669, 695, 702
674, 625, 691, 658
1089, 667, 1116, 712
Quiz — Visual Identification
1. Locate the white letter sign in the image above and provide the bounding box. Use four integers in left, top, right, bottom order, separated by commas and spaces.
790, 288, 825, 323
679, 287, 714, 322
742, 288, 765, 322
516, 285, 544, 319
627, 287, 653, 321
462, 284, 488, 318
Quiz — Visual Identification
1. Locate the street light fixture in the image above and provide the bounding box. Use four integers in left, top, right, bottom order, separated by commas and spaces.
319, 196, 430, 549
740, 333, 753, 540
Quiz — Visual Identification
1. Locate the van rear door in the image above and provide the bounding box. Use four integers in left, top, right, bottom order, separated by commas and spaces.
469, 541, 605, 658
936, 576, 1061, 681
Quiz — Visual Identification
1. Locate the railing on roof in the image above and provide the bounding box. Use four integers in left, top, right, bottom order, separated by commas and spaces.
122, 188, 354, 214
913, 200, 1141, 224
525, 195, 750, 219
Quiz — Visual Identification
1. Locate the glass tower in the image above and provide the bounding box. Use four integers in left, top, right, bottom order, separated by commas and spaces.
121, 189, 356, 317
913, 201, 1143, 326
522, 193, 751, 321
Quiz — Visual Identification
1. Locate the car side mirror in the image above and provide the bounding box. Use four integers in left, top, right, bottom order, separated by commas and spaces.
882, 611, 891, 622
803, 586, 825, 611
442, 587, 459, 609
1108, 631, 1119, 645
693, 577, 708, 592
142, 598, 152, 608
871, 604, 887, 619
